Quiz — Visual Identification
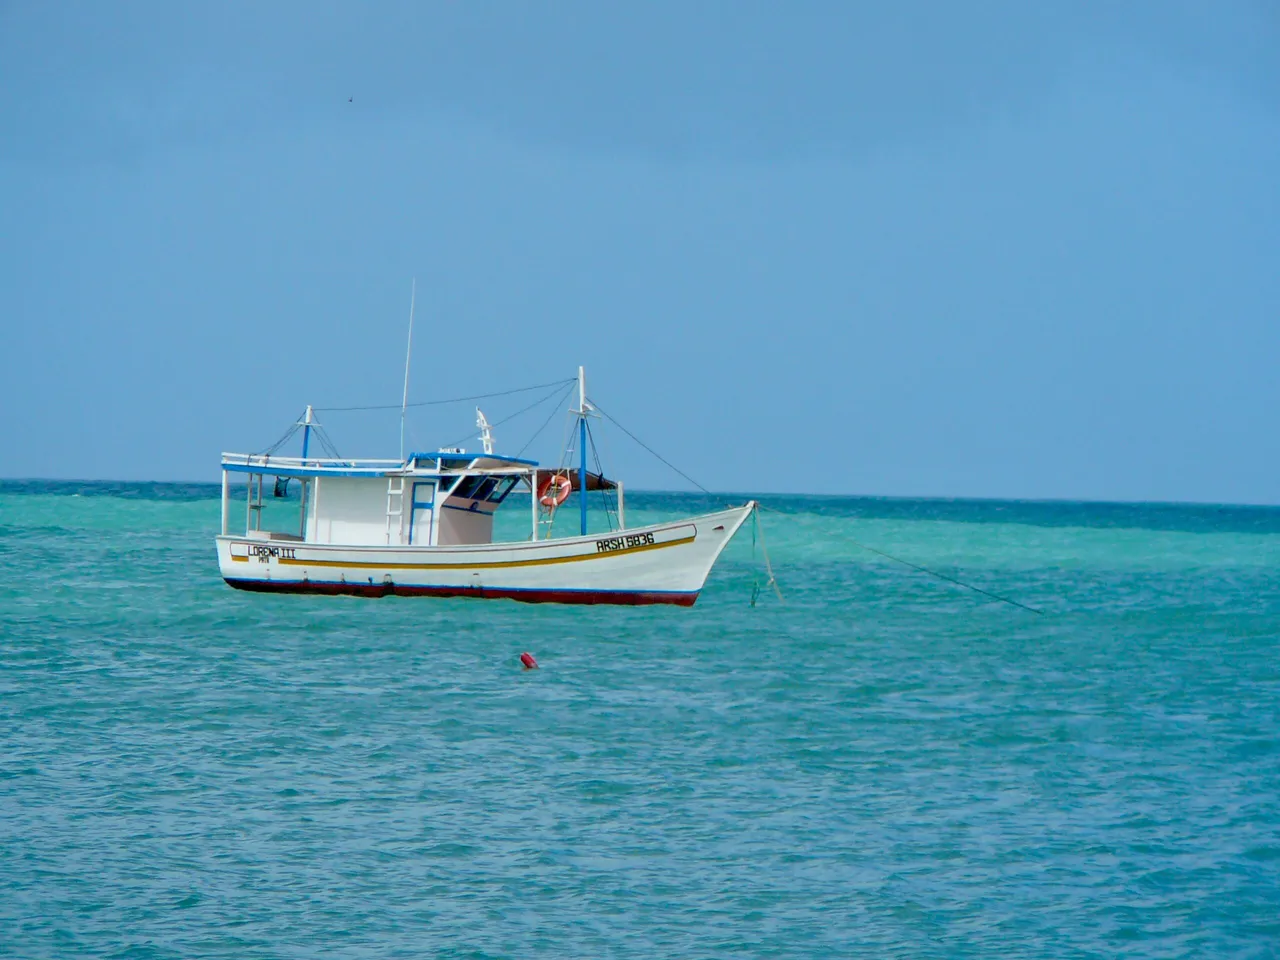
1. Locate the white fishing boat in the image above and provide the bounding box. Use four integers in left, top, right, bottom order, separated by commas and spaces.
215, 367, 755, 606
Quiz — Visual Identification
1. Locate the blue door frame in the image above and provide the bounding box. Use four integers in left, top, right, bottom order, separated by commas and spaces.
408, 481, 435, 546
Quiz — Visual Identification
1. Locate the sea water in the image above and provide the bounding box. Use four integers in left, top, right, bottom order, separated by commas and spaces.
1, 481, 1277, 958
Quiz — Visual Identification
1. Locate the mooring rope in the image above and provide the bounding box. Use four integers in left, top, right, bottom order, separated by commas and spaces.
839, 532, 1043, 615
749, 504, 1039, 614
751, 504, 784, 605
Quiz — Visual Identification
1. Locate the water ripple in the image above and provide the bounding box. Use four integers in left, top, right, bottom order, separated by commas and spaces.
1, 485, 1278, 957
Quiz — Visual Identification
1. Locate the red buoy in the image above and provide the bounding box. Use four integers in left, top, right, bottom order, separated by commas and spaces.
520, 651, 538, 670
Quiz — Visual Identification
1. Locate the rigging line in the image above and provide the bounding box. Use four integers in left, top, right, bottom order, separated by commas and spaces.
517, 382, 577, 458
542, 405, 581, 540
827, 522, 1043, 615
316, 378, 576, 413
490, 382, 573, 432
585, 420, 619, 529
259, 419, 302, 456
591, 404, 622, 508
589, 400, 713, 496
313, 425, 343, 461
557, 407, 581, 475
441, 381, 575, 452
586, 422, 613, 516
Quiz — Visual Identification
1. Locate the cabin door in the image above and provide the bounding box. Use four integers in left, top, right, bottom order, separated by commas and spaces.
408, 481, 435, 546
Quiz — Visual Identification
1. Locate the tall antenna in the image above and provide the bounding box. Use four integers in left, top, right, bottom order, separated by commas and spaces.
400, 278, 416, 461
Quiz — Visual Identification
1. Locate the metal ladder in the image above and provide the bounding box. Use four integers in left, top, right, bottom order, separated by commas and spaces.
385, 476, 405, 545
534, 470, 568, 541
247, 473, 265, 531
536, 504, 557, 540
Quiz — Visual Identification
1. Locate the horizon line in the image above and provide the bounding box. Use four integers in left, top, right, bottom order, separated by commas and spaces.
2, 476, 1279, 512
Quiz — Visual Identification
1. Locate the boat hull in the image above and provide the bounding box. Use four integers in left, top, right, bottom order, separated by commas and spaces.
215, 503, 753, 606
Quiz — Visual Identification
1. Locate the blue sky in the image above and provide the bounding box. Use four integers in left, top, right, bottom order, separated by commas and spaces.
2, 2, 1277, 501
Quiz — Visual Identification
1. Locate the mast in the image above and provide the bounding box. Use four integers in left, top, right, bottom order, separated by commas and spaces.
299, 405, 314, 538
578, 365, 588, 537
300, 405, 314, 461
400, 278, 417, 462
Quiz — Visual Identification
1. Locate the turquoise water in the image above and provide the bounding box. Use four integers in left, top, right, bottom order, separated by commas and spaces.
2, 481, 1278, 958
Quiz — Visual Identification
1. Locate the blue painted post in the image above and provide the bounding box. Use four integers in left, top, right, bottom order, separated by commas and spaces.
579, 414, 588, 536
298, 406, 314, 538
300, 405, 313, 463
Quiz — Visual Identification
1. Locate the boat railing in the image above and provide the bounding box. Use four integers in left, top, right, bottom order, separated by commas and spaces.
219, 452, 539, 477
221, 452, 401, 471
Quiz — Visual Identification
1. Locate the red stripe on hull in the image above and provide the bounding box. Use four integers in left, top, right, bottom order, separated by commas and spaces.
224, 578, 699, 607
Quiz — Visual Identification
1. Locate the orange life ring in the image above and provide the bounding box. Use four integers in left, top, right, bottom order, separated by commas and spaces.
538, 474, 572, 508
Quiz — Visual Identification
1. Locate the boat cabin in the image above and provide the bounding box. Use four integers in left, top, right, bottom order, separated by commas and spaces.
219, 449, 620, 548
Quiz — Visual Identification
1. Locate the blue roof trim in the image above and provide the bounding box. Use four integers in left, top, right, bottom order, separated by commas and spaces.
221, 463, 393, 478
222, 458, 539, 478
410, 451, 540, 467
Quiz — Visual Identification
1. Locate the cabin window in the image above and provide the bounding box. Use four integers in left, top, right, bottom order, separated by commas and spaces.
473, 478, 498, 501
452, 476, 485, 500
488, 478, 518, 503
